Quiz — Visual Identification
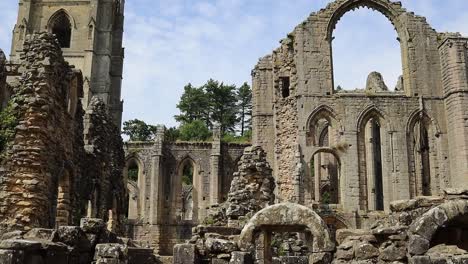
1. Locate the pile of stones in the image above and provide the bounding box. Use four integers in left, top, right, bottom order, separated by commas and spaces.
175, 146, 276, 263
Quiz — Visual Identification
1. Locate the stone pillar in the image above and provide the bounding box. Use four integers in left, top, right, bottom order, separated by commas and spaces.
149, 125, 165, 225
439, 37, 468, 188
314, 153, 320, 202
210, 124, 222, 206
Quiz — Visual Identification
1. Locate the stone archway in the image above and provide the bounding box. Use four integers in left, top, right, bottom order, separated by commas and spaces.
408, 199, 468, 256
239, 203, 335, 254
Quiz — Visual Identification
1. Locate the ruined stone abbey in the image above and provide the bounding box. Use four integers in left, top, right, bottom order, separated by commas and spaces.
0, 0, 467, 264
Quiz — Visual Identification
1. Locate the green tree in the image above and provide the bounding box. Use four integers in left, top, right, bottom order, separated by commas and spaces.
0, 102, 18, 157
122, 119, 157, 141
181, 163, 194, 185
178, 120, 211, 141
237, 82, 252, 136
204, 79, 238, 133
175, 83, 210, 126
164, 127, 180, 142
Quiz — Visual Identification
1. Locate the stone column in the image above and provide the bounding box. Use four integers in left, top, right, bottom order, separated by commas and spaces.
210, 124, 221, 206
149, 125, 165, 225
439, 37, 468, 188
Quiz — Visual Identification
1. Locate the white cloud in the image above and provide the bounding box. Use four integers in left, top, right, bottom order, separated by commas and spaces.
0, 0, 467, 127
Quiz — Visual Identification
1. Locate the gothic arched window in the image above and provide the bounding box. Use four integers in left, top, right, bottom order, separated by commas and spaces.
49, 11, 72, 48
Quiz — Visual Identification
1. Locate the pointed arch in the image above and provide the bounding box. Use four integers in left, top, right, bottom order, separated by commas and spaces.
306, 105, 339, 130
356, 105, 386, 132
406, 110, 442, 197
324, 0, 416, 95
326, 0, 404, 42
124, 154, 146, 220
47, 9, 75, 48
357, 105, 387, 211
47, 9, 77, 29
307, 105, 342, 147
175, 156, 200, 222
406, 110, 441, 138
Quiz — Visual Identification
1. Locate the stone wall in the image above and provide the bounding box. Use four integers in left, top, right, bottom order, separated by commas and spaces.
124, 139, 249, 255
252, 0, 466, 213
83, 97, 126, 233
0, 218, 157, 264
10, 0, 125, 126
0, 32, 126, 238
0, 33, 85, 233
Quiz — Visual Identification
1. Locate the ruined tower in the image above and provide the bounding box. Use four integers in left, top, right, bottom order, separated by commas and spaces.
10, 0, 125, 127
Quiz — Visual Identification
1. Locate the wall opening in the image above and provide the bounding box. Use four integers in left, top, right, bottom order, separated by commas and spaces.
332, 8, 402, 92
127, 160, 139, 182
180, 160, 195, 221
311, 151, 340, 205
55, 169, 71, 227
252, 227, 313, 263
409, 116, 434, 197
430, 213, 468, 251
280, 77, 290, 98
322, 216, 348, 244
364, 118, 384, 211
308, 115, 340, 204
49, 11, 72, 48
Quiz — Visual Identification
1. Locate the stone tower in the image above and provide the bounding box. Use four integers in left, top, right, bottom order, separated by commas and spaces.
10, 0, 125, 127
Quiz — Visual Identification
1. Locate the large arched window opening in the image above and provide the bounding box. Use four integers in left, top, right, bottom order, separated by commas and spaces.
307, 107, 341, 204
332, 7, 402, 92
127, 160, 139, 182
124, 158, 144, 220
310, 149, 340, 205
179, 159, 197, 221
358, 111, 385, 211
408, 113, 439, 197
49, 10, 72, 48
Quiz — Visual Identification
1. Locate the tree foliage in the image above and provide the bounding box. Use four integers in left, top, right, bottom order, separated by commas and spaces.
0, 102, 18, 157
122, 79, 253, 143
176, 79, 249, 135
175, 84, 210, 126
178, 120, 211, 142
181, 163, 194, 185
122, 119, 157, 141
164, 127, 180, 143
204, 79, 239, 133
237, 82, 252, 136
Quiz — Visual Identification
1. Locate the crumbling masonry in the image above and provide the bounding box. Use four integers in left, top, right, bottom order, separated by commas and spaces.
0, 0, 467, 263
171, 0, 468, 263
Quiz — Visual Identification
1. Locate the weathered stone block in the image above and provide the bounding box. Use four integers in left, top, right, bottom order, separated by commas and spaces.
336, 229, 371, 244
94, 243, 128, 260
230, 252, 252, 264
277, 256, 308, 264
409, 256, 431, 264
310, 252, 332, 264
205, 238, 238, 254
24, 228, 55, 241
0, 249, 24, 264
173, 244, 199, 264
54, 226, 91, 251
212, 258, 229, 264
354, 242, 379, 260
408, 235, 430, 256
80, 218, 106, 234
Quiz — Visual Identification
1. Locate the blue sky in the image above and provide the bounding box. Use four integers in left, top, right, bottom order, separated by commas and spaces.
0, 1, 467, 127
